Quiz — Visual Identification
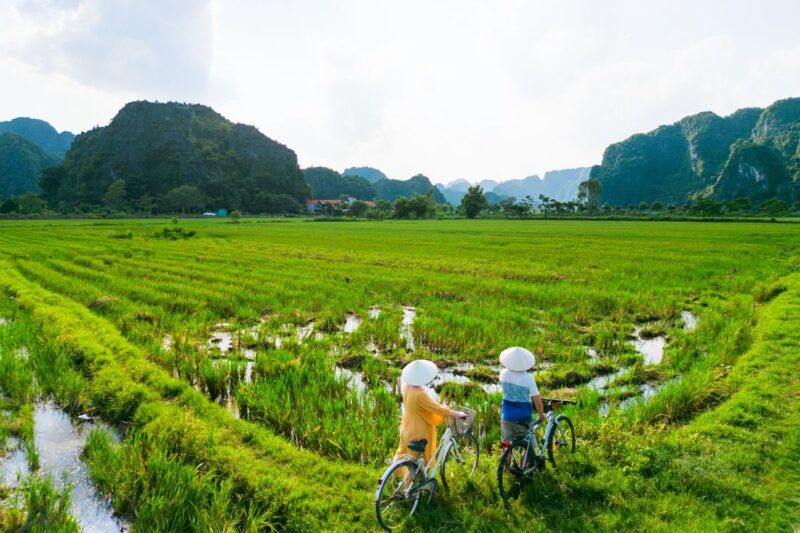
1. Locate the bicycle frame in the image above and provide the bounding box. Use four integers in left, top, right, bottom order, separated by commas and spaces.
516, 411, 557, 472
416, 426, 455, 480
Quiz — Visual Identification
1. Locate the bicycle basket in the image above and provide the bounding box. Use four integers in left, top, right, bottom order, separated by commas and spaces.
446, 405, 476, 438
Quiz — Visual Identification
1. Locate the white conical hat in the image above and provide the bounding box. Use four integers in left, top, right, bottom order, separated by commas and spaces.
401, 359, 438, 386
499, 347, 536, 371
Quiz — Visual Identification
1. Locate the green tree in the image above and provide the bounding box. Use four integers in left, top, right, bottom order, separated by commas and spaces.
349, 200, 370, 217
375, 200, 392, 218
230, 210, 242, 223
538, 195, 554, 217
103, 179, 128, 212
15, 193, 46, 214
409, 194, 434, 219
135, 193, 155, 214
393, 197, 412, 218
461, 186, 488, 219
162, 185, 206, 214
732, 196, 752, 212
638, 201, 649, 212
601, 202, 611, 215
0, 197, 19, 214
690, 198, 722, 216
650, 200, 663, 211
254, 192, 301, 214
760, 197, 788, 216
578, 179, 602, 215
39, 165, 68, 206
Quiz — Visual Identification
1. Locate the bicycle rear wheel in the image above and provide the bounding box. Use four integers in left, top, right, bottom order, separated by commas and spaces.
375, 460, 423, 531
497, 442, 534, 508
441, 433, 479, 491
547, 415, 575, 468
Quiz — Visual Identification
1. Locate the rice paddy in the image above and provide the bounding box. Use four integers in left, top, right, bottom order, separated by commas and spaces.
0, 218, 798, 530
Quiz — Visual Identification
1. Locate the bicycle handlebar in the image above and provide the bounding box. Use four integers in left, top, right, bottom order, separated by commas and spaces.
542, 397, 577, 405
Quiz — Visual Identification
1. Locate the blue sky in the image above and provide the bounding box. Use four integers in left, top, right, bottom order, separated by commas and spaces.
2, 0, 799, 184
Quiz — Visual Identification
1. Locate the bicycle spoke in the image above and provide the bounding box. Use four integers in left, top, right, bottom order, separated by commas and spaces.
376, 461, 421, 530
441, 435, 479, 492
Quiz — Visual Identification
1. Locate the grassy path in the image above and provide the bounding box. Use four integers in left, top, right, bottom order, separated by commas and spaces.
582, 272, 800, 530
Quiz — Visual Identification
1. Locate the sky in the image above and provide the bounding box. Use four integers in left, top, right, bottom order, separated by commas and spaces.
1, 0, 800, 185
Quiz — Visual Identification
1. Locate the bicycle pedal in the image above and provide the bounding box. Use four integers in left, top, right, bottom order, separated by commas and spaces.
426, 480, 438, 503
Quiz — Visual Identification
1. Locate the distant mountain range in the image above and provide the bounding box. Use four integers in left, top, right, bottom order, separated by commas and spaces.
343, 167, 387, 183
0, 117, 75, 199
0, 117, 75, 159
436, 167, 591, 205
304, 167, 375, 200
0, 133, 58, 198
592, 97, 800, 206
340, 168, 446, 203
3, 96, 799, 213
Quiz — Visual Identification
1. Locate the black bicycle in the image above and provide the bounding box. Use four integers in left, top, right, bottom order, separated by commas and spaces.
497, 398, 576, 507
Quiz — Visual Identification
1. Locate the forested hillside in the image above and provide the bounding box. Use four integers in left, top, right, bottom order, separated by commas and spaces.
591, 98, 800, 206
373, 174, 446, 202
0, 133, 57, 198
0, 117, 75, 159
39, 101, 309, 213
343, 166, 388, 183
303, 167, 376, 199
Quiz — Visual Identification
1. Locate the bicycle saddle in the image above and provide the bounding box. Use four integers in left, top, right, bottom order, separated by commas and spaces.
408, 439, 427, 453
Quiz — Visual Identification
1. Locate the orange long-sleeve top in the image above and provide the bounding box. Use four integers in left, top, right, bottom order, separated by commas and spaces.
394, 384, 454, 465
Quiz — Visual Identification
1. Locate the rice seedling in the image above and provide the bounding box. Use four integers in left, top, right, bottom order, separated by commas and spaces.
0, 218, 798, 529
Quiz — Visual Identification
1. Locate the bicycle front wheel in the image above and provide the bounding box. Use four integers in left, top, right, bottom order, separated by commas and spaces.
441, 433, 479, 491
375, 460, 422, 531
547, 415, 575, 468
497, 442, 533, 508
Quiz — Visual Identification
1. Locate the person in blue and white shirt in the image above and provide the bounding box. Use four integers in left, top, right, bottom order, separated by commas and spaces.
498, 346, 546, 442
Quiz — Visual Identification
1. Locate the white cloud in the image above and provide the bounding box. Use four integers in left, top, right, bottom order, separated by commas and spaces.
3, 0, 213, 98
1, 0, 799, 181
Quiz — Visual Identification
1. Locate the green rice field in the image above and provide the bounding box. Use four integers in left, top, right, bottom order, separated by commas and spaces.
0, 218, 798, 531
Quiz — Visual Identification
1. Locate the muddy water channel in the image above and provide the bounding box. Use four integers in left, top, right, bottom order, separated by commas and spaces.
590, 311, 697, 415
1, 403, 128, 532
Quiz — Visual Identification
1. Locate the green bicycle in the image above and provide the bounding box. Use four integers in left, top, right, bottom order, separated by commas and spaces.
497, 398, 576, 507
375, 406, 479, 531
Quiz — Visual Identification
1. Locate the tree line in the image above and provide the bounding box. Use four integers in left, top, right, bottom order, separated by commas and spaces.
1, 177, 798, 218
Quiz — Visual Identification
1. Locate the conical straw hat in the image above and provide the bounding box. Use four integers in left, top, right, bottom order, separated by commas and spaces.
401, 359, 438, 386
499, 346, 536, 371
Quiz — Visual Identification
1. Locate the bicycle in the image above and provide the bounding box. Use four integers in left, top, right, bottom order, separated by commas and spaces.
375, 406, 479, 531
496, 398, 576, 507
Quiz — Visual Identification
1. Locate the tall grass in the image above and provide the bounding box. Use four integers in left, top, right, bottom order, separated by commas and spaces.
84, 429, 273, 531
0, 476, 77, 532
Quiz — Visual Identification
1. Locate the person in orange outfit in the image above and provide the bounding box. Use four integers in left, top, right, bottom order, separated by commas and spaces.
393, 359, 467, 466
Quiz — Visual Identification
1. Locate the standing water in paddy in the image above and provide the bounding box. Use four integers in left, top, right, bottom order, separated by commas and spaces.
1, 436, 29, 487
682, 310, 698, 331
10, 403, 129, 531
400, 307, 416, 351
344, 314, 362, 333
631, 331, 666, 365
